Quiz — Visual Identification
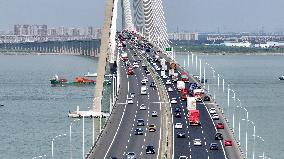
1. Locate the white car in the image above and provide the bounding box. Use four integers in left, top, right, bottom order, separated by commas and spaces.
142, 63, 146, 67
140, 104, 146, 110
143, 77, 148, 82
193, 139, 202, 146
167, 87, 173, 92
166, 79, 172, 85
127, 97, 134, 104
211, 114, 219, 120
178, 156, 188, 159
133, 64, 139, 68
171, 98, 178, 104
152, 111, 158, 117
209, 108, 216, 114
175, 123, 183, 129
141, 79, 147, 85
162, 75, 168, 79
130, 93, 135, 98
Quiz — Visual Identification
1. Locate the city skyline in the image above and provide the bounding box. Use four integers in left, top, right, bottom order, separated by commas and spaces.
0, 0, 284, 33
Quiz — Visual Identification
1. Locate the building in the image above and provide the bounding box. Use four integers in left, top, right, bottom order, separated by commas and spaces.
14, 24, 47, 36
223, 41, 251, 47
71, 28, 80, 36
168, 32, 199, 40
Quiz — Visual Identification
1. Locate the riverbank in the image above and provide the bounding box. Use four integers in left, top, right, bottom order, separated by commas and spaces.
175, 51, 284, 56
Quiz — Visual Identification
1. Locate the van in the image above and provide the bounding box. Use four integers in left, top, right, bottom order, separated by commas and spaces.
141, 86, 147, 95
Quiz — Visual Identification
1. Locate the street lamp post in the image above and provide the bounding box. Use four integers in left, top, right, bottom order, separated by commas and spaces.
256, 135, 265, 159
236, 105, 248, 158
52, 134, 67, 158
70, 119, 80, 159
242, 119, 256, 159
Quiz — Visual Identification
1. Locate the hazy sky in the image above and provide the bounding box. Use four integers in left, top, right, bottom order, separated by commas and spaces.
0, 0, 284, 33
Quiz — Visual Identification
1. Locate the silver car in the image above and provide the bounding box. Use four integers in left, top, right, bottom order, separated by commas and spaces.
127, 152, 136, 159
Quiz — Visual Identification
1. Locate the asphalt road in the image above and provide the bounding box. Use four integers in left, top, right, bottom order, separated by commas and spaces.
88, 36, 242, 159
145, 50, 228, 159
88, 42, 163, 159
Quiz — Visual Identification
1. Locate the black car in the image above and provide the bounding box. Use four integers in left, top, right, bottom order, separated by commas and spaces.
175, 112, 181, 118
209, 143, 219, 150
215, 132, 223, 140
146, 145, 155, 154
203, 96, 210, 101
150, 82, 156, 87
135, 128, 143, 135
176, 132, 186, 138
175, 107, 181, 113
145, 70, 150, 75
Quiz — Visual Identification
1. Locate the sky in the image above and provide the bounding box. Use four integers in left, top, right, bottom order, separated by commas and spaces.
0, 0, 284, 33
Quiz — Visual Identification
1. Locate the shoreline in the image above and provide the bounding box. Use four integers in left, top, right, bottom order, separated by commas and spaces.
175, 51, 284, 56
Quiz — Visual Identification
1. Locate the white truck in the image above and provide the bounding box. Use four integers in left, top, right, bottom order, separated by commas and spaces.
187, 97, 197, 110
177, 81, 185, 91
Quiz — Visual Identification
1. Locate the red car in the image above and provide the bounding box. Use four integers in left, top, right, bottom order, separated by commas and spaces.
216, 123, 224, 129
224, 140, 233, 146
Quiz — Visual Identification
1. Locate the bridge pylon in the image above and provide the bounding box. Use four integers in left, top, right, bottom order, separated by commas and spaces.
92, 0, 116, 114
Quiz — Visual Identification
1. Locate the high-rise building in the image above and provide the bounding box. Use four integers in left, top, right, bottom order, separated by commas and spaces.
71, 28, 80, 36
14, 24, 21, 35
88, 26, 94, 35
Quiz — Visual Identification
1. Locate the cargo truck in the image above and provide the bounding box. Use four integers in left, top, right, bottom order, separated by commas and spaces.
187, 97, 200, 126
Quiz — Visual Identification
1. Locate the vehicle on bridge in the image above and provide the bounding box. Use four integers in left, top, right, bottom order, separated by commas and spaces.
146, 145, 155, 154
180, 88, 189, 100
126, 152, 136, 159
209, 143, 219, 150
148, 124, 156, 132
181, 72, 189, 83
188, 110, 200, 126
187, 97, 200, 126
177, 81, 185, 91
134, 128, 143, 135
141, 86, 147, 95
121, 52, 128, 61
127, 67, 134, 75
172, 73, 179, 83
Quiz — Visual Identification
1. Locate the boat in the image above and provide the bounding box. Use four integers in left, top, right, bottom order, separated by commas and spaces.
279, 75, 284, 80
50, 75, 111, 86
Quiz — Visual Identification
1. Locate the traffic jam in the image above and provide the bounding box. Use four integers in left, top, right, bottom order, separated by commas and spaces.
117, 30, 232, 159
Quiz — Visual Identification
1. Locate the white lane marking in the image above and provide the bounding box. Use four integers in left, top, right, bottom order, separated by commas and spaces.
203, 101, 227, 159
103, 103, 128, 159
172, 124, 175, 159
127, 80, 129, 92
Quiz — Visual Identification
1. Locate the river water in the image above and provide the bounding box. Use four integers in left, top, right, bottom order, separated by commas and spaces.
0, 54, 283, 159
176, 54, 284, 159
0, 55, 103, 159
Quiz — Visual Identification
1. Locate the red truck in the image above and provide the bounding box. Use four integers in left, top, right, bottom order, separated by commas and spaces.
187, 97, 200, 126
127, 67, 134, 75
180, 88, 189, 100
188, 110, 200, 126
181, 72, 189, 83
